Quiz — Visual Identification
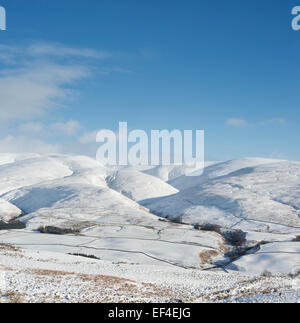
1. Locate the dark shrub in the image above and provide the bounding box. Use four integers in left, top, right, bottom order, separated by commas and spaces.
197, 223, 222, 234
38, 226, 79, 235
0, 220, 26, 230
69, 253, 100, 260
292, 235, 300, 242
261, 270, 273, 278
289, 269, 300, 278
173, 216, 183, 224
224, 229, 247, 246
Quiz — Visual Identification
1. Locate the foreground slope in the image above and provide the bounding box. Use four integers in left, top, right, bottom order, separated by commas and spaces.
1, 244, 299, 303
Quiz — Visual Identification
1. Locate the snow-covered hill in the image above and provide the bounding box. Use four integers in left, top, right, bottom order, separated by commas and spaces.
0, 156, 73, 195
107, 169, 178, 201
168, 158, 282, 190
142, 162, 219, 182
0, 154, 162, 228
0, 154, 226, 271
142, 159, 300, 234
0, 153, 299, 280
0, 153, 40, 167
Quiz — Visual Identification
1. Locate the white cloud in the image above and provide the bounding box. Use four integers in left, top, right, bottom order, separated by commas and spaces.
0, 63, 88, 123
0, 42, 111, 64
0, 42, 113, 124
259, 118, 286, 126
18, 122, 44, 134
0, 45, 19, 64
60, 141, 98, 157
0, 135, 62, 154
49, 120, 81, 136
0, 42, 118, 155
17, 120, 82, 137
27, 42, 111, 59
78, 130, 98, 144
226, 118, 249, 128
227, 117, 286, 128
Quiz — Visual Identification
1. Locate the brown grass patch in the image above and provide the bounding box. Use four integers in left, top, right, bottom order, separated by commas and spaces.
27, 268, 135, 285
199, 250, 219, 264
27, 268, 75, 277
26, 268, 175, 301
4, 291, 25, 303
0, 243, 20, 252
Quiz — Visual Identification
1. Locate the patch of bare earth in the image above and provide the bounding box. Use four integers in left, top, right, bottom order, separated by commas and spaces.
23, 268, 175, 303
0, 243, 20, 252
0, 291, 26, 303
199, 250, 219, 265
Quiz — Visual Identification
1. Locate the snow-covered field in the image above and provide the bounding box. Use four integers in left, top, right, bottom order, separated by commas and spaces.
0, 153, 299, 303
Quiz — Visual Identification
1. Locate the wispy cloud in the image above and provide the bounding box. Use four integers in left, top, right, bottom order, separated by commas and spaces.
18, 122, 44, 134
0, 63, 88, 122
27, 42, 111, 59
0, 42, 114, 154
49, 120, 82, 136
226, 118, 249, 128
0, 45, 19, 64
17, 120, 82, 137
78, 130, 98, 144
227, 117, 286, 128
0, 42, 111, 64
259, 118, 286, 126
0, 135, 62, 154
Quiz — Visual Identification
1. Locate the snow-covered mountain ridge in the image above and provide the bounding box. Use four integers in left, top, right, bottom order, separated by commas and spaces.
0, 153, 299, 277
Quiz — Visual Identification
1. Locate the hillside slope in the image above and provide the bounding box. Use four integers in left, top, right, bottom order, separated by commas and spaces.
107, 169, 178, 202
0, 154, 299, 275
142, 159, 300, 233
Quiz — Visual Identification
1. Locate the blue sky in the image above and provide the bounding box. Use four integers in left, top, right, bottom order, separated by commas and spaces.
0, 0, 299, 160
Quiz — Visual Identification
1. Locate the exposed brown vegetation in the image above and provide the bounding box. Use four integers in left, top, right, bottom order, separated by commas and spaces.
199, 249, 219, 264
196, 223, 246, 247
0, 243, 20, 252
1, 291, 25, 303
196, 223, 222, 234
24, 268, 174, 301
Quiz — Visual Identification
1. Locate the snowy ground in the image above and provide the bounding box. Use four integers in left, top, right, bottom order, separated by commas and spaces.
0, 244, 299, 303
0, 154, 299, 303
